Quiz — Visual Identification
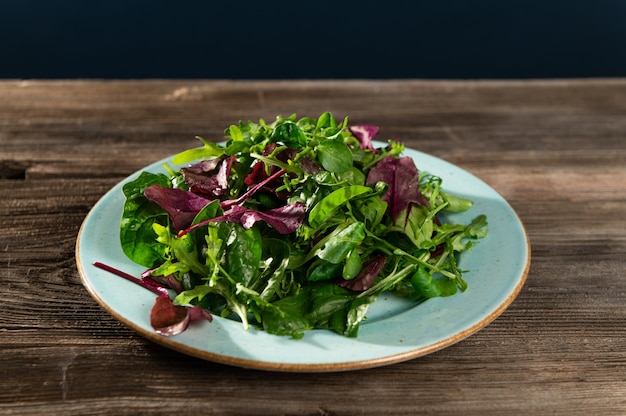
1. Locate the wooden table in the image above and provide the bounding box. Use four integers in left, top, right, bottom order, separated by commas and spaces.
1, 79, 625, 415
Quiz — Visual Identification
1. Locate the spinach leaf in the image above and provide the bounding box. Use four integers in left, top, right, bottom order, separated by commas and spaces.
331, 293, 378, 337
394, 205, 436, 250
256, 238, 291, 300
220, 222, 262, 287
308, 185, 372, 229
258, 289, 314, 338
317, 221, 366, 264
316, 139, 353, 173
307, 259, 343, 282
410, 266, 458, 298
308, 283, 377, 338
120, 171, 171, 267
353, 196, 388, 230
315, 111, 337, 130
271, 121, 306, 149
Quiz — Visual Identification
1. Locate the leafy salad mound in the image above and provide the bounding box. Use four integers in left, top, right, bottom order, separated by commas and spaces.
115, 112, 488, 339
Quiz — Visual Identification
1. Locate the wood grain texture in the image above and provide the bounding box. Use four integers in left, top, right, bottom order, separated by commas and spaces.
1, 79, 625, 415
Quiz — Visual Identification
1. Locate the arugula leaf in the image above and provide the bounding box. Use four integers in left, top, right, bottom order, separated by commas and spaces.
173, 284, 214, 306
172, 136, 224, 164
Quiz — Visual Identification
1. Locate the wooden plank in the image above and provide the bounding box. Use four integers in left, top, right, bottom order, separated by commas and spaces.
1, 79, 625, 415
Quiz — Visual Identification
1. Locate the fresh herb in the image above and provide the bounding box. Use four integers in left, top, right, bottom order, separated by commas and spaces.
112, 112, 487, 338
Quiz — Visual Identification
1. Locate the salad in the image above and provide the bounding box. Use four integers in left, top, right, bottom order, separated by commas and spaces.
99, 112, 487, 339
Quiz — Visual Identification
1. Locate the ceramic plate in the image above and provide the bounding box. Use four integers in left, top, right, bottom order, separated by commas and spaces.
76, 145, 530, 372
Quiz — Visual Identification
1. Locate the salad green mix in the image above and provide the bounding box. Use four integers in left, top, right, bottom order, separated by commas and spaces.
106, 112, 487, 339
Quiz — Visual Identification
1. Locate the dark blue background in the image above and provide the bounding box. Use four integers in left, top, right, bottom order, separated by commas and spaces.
2, 1, 626, 79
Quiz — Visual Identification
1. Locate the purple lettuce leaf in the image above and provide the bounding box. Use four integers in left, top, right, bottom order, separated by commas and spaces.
144, 184, 213, 232
366, 155, 429, 222
235, 202, 307, 234
349, 125, 380, 151
142, 268, 184, 293
298, 156, 324, 175
150, 294, 212, 336
181, 201, 307, 236
182, 156, 234, 197
92, 262, 212, 336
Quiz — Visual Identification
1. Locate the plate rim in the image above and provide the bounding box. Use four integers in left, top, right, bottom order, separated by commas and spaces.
75, 147, 530, 372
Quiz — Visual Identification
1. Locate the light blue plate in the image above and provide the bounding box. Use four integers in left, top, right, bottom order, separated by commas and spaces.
76, 145, 530, 372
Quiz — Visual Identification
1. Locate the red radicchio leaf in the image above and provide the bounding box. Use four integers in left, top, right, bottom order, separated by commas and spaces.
150, 294, 212, 336
244, 159, 271, 187
349, 125, 380, 152
366, 155, 429, 223
182, 156, 235, 197
244, 143, 280, 186
144, 184, 213, 232
336, 255, 387, 292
